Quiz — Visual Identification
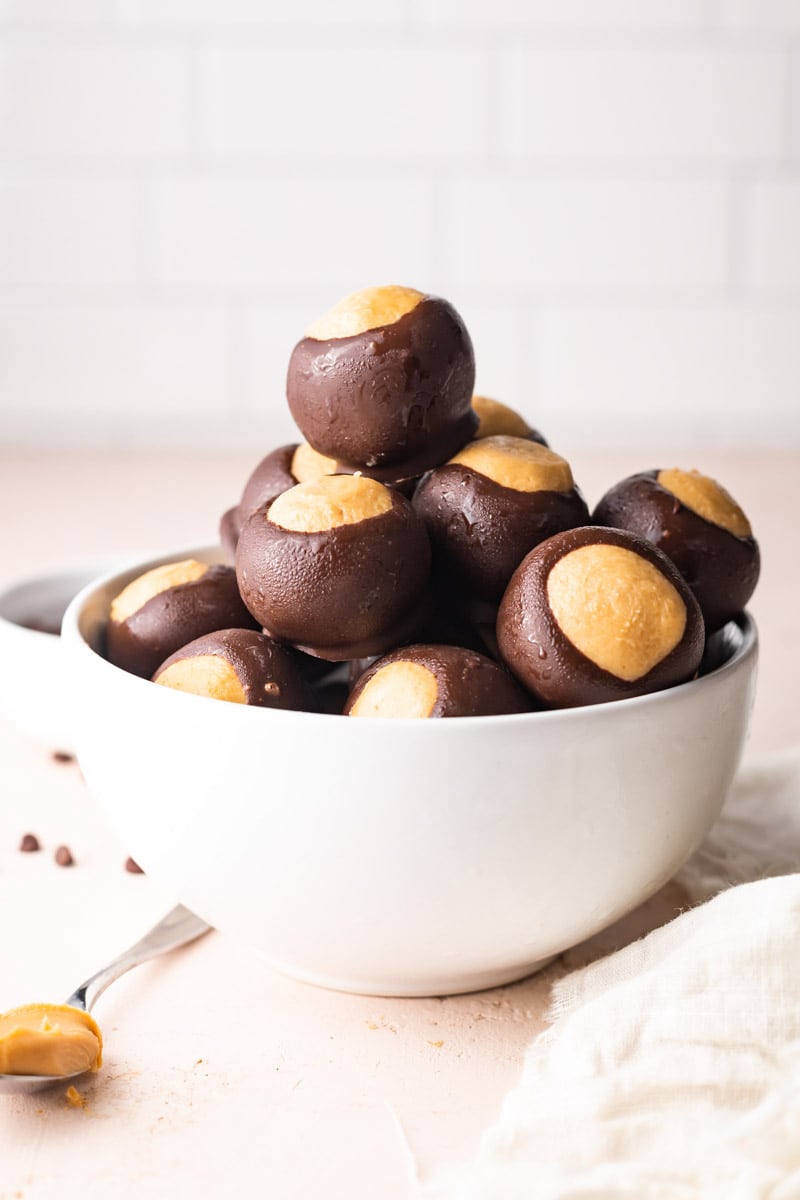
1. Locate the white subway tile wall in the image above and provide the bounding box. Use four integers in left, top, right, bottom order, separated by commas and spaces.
0, 0, 798, 449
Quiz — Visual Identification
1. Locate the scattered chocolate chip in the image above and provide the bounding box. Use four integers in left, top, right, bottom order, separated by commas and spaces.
54, 845, 74, 867
124, 856, 144, 875
19, 833, 41, 853
52, 751, 75, 764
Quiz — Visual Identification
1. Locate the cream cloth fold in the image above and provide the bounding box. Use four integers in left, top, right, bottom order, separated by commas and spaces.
424, 751, 800, 1199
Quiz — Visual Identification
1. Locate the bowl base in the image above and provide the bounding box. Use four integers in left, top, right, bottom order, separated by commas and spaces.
260, 953, 559, 998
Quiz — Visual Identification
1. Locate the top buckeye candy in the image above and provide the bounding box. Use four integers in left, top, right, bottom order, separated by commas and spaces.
286, 285, 477, 476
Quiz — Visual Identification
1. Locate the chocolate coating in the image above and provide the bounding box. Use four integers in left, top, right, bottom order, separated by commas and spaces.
332, 461, 424, 496
346, 596, 487, 687
497, 526, 705, 708
219, 505, 243, 561
592, 471, 760, 633
240, 443, 298, 513
346, 644, 530, 718
219, 444, 300, 560
219, 443, 420, 560
287, 296, 477, 473
106, 564, 258, 680
413, 463, 590, 601
235, 490, 432, 661
153, 628, 318, 711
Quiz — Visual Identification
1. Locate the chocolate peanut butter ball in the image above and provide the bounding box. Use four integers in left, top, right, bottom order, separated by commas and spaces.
236, 473, 431, 661
346, 644, 530, 719
220, 442, 338, 559
592, 468, 760, 633
472, 395, 548, 447
287, 285, 477, 476
413, 436, 590, 603
153, 628, 318, 711
106, 560, 258, 680
497, 527, 704, 708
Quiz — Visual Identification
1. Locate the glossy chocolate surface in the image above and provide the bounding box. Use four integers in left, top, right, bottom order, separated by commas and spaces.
106, 564, 259, 680
235, 490, 432, 661
592, 471, 760, 633
219, 505, 243, 562
346, 643, 530, 718
345, 596, 487, 687
315, 461, 422, 497
153, 628, 318, 711
497, 526, 705, 708
287, 297, 477, 472
413, 463, 590, 600
220, 444, 300, 560
241, 443, 298, 513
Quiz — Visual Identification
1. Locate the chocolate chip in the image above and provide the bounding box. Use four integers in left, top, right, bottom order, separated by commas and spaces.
19, 833, 41, 853
54, 845, 74, 867
124, 856, 144, 874
52, 751, 75, 765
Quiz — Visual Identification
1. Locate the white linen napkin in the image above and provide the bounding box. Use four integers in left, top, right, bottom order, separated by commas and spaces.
424, 750, 800, 1200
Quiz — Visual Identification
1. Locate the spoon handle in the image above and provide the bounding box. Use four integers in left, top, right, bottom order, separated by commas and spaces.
66, 905, 212, 1013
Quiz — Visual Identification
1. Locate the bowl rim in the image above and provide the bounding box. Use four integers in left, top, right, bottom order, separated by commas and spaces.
61, 542, 758, 732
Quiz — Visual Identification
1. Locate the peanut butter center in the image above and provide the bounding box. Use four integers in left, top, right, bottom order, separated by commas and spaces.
154, 655, 247, 703
268, 474, 394, 533
472, 396, 532, 440
450, 436, 573, 494
547, 544, 687, 682
350, 661, 438, 719
657, 468, 752, 538
0, 1004, 103, 1077
304, 285, 425, 341
290, 442, 338, 485
110, 559, 209, 624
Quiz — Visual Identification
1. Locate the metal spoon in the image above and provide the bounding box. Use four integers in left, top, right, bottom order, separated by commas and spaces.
0, 904, 211, 1095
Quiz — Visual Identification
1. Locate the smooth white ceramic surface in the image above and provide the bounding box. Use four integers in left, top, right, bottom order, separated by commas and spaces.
0, 561, 121, 753
62, 546, 758, 997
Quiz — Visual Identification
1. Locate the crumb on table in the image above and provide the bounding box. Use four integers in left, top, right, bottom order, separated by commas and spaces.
65, 1085, 86, 1109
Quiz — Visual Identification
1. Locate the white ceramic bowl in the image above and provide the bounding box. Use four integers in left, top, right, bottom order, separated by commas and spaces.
62, 545, 757, 997
0, 561, 121, 753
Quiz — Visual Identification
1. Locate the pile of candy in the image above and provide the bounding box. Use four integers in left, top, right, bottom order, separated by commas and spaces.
105, 285, 759, 718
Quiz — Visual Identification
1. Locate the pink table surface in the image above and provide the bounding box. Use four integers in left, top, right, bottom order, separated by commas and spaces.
0, 449, 797, 1199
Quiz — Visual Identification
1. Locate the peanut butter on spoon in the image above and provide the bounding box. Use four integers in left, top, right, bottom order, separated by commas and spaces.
0, 904, 210, 1095
0, 1004, 102, 1077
